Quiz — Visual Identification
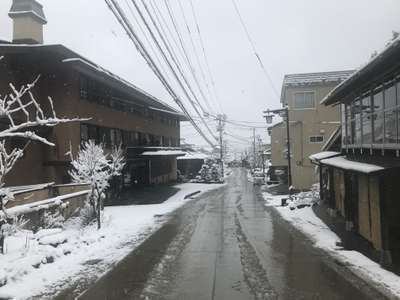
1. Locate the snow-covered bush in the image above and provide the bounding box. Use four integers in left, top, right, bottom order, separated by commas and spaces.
69, 141, 125, 229
42, 209, 65, 230
0, 56, 84, 253
195, 159, 223, 183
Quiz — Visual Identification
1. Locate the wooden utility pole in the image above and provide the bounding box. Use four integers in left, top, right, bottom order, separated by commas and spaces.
264, 107, 292, 190
253, 127, 256, 169
217, 114, 226, 176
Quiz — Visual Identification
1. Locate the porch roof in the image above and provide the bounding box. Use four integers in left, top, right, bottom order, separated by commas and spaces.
318, 156, 400, 174
309, 151, 341, 164
141, 150, 186, 157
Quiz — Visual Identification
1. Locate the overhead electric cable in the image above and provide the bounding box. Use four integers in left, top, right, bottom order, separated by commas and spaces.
131, 0, 218, 141
122, 0, 170, 81
230, 0, 280, 99
176, 0, 216, 113
105, 0, 216, 147
189, 0, 224, 113
148, 0, 215, 115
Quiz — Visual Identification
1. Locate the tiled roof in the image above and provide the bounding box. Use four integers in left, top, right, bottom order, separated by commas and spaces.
283, 70, 355, 86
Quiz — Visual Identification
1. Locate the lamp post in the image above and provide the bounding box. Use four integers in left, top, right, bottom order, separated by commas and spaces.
263, 107, 292, 191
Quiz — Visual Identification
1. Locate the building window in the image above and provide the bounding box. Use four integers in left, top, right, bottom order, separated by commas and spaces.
384, 83, 397, 144
81, 124, 89, 142
352, 99, 362, 145
372, 91, 384, 144
293, 91, 315, 109
87, 125, 99, 143
345, 104, 352, 145
361, 94, 372, 144
341, 104, 347, 146
309, 136, 324, 143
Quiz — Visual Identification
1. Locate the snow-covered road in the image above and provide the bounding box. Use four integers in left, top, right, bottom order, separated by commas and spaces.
79, 169, 370, 300
0, 183, 224, 299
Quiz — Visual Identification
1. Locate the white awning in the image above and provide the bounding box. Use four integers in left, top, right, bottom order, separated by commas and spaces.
177, 152, 208, 160
141, 150, 186, 157
309, 151, 341, 163
320, 156, 384, 174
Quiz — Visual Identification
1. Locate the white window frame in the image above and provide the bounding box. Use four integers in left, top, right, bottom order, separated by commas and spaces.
309, 135, 324, 144
293, 91, 316, 110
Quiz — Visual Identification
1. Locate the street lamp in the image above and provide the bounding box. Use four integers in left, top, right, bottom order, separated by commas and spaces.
263, 107, 292, 192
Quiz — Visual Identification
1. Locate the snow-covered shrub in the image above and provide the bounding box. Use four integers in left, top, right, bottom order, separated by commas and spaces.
78, 202, 96, 227
42, 209, 65, 229
195, 159, 223, 183
69, 141, 125, 229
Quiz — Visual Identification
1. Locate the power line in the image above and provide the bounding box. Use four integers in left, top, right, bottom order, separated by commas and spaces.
163, 0, 217, 115
131, 0, 218, 141
148, 0, 215, 116
189, 0, 224, 113
176, 0, 216, 114
230, 0, 280, 99
105, 0, 216, 147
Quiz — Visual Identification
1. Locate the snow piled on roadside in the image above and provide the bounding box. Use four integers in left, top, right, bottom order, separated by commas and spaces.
263, 191, 400, 298
0, 183, 224, 300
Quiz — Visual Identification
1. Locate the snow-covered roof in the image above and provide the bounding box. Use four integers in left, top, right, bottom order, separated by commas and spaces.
282, 70, 354, 87
0, 44, 186, 119
322, 36, 400, 106
309, 151, 341, 163
177, 152, 208, 160
141, 150, 186, 157
319, 156, 384, 174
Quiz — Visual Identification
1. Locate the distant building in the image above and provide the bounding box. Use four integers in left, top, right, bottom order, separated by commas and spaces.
275, 70, 354, 189
268, 122, 288, 182
312, 36, 400, 267
0, 0, 187, 187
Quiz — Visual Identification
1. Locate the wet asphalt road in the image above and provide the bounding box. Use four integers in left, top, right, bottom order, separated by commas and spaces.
79, 169, 371, 300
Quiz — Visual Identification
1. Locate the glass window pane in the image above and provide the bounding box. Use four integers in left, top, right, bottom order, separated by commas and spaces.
341, 104, 347, 145
385, 109, 397, 143
385, 85, 397, 109
346, 104, 353, 144
362, 113, 372, 144
354, 100, 362, 144
80, 124, 88, 142
373, 91, 384, 113
361, 95, 372, 115
373, 112, 384, 144
294, 92, 315, 109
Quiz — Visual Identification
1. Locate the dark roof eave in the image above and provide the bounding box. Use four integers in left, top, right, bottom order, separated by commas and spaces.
0, 43, 184, 116
321, 38, 400, 106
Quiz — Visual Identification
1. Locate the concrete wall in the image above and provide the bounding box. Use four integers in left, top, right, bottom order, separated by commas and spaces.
282, 83, 340, 190
6, 183, 91, 209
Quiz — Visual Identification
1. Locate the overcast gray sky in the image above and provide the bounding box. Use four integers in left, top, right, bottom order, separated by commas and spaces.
1, 0, 399, 151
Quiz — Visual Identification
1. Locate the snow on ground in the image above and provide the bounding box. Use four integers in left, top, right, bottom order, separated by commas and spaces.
0, 183, 224, 300
263, 189, 400, 298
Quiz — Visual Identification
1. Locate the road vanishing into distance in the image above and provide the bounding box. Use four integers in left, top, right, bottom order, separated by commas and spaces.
78, 169, 376, 300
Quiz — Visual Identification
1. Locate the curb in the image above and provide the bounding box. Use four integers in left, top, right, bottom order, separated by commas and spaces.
267, 205, 395, 300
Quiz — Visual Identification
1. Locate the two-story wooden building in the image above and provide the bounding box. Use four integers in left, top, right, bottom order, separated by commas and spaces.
313, 36, 400, 267
0, 0, 187, 187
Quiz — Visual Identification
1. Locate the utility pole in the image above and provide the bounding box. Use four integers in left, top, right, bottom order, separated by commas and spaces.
217, 114, 226, 176
264, 107, 292, 191
252, 127, 256, 170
